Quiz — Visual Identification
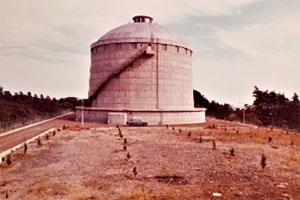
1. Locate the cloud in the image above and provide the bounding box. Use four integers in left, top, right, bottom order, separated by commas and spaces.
216, 12, 300, 59
0, 0, 299, 105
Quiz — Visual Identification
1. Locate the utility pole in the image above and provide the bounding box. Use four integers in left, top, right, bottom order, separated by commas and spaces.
243, 108, 245, 124
81, 98, 84, 126
239, 102, 246, 124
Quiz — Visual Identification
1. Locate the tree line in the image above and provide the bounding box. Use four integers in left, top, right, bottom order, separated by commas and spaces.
194, 87, 300, 131
1, 86, 298, 131
0, 87, 81, 123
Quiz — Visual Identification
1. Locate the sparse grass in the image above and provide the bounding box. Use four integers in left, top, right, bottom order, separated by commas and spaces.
124, 186, 154, 200
287, 153, 299, 162
2, 120, 300, 199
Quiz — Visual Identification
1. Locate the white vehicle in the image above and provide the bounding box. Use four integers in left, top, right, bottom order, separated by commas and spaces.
126, 118, 147, 126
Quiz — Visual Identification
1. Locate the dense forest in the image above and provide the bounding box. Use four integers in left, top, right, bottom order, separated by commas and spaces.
194, 87, 300, 130
0, 86, 81, 131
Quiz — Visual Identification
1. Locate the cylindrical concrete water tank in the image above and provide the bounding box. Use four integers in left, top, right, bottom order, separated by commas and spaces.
77, 15, 205, 124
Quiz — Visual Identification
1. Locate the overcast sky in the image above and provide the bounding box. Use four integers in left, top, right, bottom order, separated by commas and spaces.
0, 0, 299, 107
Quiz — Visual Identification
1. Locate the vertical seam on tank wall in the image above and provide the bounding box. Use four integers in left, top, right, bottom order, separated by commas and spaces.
148, 24, 159, 110
156, 38, 159, 109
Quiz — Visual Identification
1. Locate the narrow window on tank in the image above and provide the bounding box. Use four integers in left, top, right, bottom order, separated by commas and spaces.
132, 43, 137, 49
163, 44, 167, 51
190, 50, 192, 57
185, 48, 188, 54
176, 46, 179, 53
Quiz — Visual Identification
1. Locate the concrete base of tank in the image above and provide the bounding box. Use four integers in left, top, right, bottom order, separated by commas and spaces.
75, 107, 206, 125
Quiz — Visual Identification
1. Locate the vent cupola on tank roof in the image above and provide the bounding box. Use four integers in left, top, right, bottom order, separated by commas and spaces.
132, 15, 153, 23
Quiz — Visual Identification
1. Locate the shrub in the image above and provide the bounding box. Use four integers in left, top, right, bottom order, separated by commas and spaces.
6, 155, 12, 165
24, 143, 27, 154
187, 132, 191, 137
268, 137, 272, 143
127, 152, 131, 160
37, 138, 42, 146
261, 154, 267, 169
230, 147, 235, 156
133, 167, 137, 176
199, 135, 202, 143
212, 140, 216, 150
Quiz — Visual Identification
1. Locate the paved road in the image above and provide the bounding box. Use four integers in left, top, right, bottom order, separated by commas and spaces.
0, 113, 75, 153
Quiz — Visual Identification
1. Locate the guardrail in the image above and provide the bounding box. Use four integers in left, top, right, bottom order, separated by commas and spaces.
0, 128, 54, 163
0, 112, 73, 137
0, 110, 73, 134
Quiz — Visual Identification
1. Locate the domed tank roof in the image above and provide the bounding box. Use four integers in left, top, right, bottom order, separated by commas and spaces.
92, 15, 190, 49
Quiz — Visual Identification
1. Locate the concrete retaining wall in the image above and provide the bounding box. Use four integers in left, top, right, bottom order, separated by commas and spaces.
76, 107, 205, 125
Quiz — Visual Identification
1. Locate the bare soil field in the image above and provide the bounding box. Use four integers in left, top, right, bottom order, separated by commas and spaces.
0, 119, 299, 200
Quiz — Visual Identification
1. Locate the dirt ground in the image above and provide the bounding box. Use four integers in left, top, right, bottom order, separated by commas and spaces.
0, 119, 299, 200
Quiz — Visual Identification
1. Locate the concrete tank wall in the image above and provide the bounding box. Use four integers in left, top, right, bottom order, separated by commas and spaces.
79, 15, 206, 125
89, 42, 194, 110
